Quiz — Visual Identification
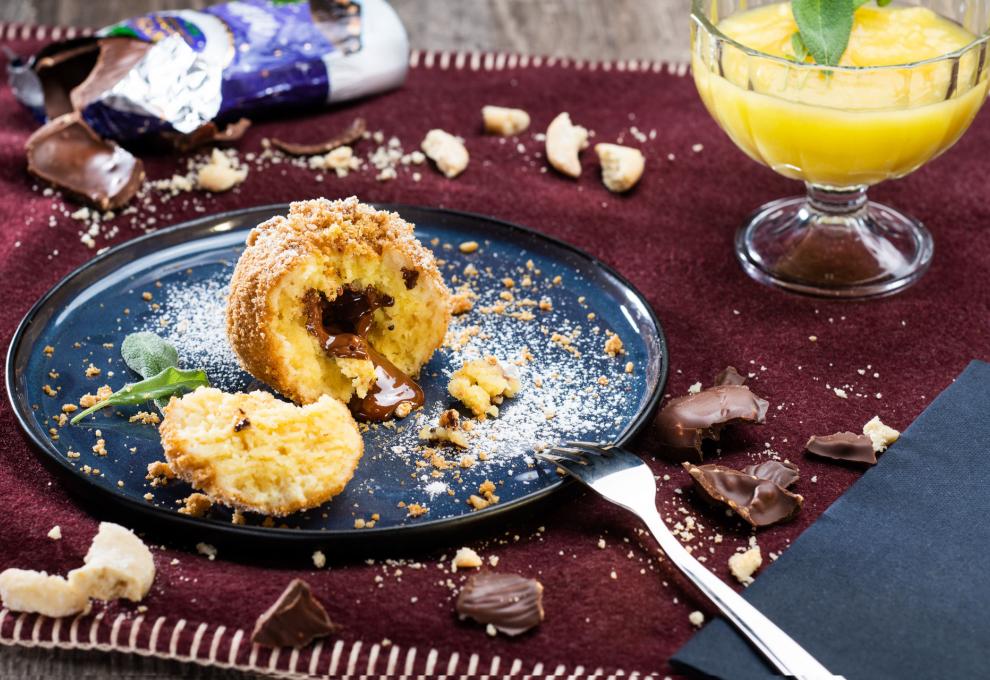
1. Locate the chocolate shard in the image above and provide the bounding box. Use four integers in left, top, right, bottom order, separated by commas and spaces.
272, 117, 366, 156
68, 38, 153, 112
165, 118, 252, 152
805, 432, 877, 465
655, 385, 769, 462
741, 460, 800, 489
251, 579, 338, 648
456, 573, 544, 636
714, 365, 746, 387
26, 112, 144, 210
683, 462, 803, 527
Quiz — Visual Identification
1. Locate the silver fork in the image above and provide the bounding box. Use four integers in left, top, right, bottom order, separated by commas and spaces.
537, 441, 839, 680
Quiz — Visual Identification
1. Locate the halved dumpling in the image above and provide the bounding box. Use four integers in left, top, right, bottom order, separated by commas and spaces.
226, 197, 451, 419
160, 387, 363, 516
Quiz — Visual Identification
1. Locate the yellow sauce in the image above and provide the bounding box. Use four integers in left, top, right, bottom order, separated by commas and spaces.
693, 3, 987, 186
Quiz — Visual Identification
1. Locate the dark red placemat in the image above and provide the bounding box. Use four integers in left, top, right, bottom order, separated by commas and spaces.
2, 22, 989, 678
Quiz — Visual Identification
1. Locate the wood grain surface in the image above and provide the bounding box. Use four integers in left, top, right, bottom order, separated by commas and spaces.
0, 1, 688, 678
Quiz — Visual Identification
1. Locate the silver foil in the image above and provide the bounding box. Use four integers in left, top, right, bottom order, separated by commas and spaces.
99, 34, 223, 135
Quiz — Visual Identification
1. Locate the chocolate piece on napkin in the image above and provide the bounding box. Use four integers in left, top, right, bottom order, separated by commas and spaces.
683, 463, 802, 527
741, 460, 799, 489
25, 112, 144, 210
655, 385, 769, 462
456, 572, 544, 636
251, 578, 338, 648
805, 431, 877, 465
674, 361, 990, 680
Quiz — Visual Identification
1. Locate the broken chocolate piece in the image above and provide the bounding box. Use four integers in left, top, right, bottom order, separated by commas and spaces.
456, 573, 544, 636
655, 385, 769, 462
251, 579, 338, 648
272, 117, 366, 156
683, 462, 803, 527
34, 39, 101, 118
26, 112, 144, 210
69, 38, 153, 112
714, 365, 746, 387
165, 118, 252, 152
805, 432, 877, 465
741, 460, 800, 489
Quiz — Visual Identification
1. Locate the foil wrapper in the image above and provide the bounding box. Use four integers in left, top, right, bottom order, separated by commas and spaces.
8, 0, 408, 143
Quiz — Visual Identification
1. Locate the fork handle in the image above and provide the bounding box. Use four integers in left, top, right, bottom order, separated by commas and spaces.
641, 512, 840, 679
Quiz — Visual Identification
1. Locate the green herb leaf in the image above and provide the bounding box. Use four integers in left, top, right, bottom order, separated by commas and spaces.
792, 0, 855, 67
875, 0, 892, 6
791, 32, 811, 62
122, 332, 179, 379
70, 367, 209, 424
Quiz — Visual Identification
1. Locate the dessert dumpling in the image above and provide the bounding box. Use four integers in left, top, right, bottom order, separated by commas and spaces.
226, 197, 451, 419
160, 387, 363, 516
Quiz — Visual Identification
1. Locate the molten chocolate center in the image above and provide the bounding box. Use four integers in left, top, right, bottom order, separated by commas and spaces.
303, 286, 424, 421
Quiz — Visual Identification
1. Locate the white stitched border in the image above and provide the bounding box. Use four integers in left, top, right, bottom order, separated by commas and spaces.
307, 639, 324, 675
0, 608, 654, 679
328, 638, 345, 675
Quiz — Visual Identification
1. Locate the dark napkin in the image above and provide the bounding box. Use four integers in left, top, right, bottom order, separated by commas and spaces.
673, 360, 990, 680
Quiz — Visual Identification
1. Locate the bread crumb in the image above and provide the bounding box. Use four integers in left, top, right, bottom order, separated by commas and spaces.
595, 143, 645, 193
47, 526, 62, 540
482, 105, 530, 136
196, 543, 218, 560
863, 416, 900, 452
79, 385, 113, 408
728, 546, 762, 586
197, 148, 247, 192
451, 547, 483, 572
689, 610, 705, 627
177, 493, 212, 517
407, 503, 428, 518
625, 362, 634, 374
545, 112, 589, 178
448, 356, 521, 418
312, 550, 326, 568
604, 332, 625, 357
128, 411, 161, 425
459, 241, 479, 254
421, 129, 469, 178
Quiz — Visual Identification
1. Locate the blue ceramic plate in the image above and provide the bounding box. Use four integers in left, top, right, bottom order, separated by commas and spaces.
6, 204, 667, 547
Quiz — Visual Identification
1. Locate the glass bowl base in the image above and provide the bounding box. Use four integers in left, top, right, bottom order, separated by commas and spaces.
735, 194, 933, 299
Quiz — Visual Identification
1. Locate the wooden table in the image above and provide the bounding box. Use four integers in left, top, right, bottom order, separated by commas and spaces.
0, 1, 690, 677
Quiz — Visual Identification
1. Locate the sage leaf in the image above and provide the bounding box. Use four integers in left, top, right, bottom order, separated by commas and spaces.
792, 0, 855, 67
122, 331, 178, 379
121, 331, 179, 409
791, 32, 811, 62
70, 367, 209, 424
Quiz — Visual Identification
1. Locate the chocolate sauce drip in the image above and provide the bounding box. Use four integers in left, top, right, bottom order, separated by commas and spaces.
303, 286, 423, 421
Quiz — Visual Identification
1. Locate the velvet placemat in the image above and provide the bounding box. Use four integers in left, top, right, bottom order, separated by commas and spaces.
673, 360, 990, 680
1, 21, 989, 678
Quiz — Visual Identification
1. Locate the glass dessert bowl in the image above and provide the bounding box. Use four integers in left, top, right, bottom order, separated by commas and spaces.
691, 0, 990, 298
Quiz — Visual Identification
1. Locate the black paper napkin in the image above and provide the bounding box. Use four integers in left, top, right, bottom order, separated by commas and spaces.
673, 360, 990, 680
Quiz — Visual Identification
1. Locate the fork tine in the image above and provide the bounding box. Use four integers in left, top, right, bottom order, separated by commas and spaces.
564, 440, 615, 456
538, 447, 588, 464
